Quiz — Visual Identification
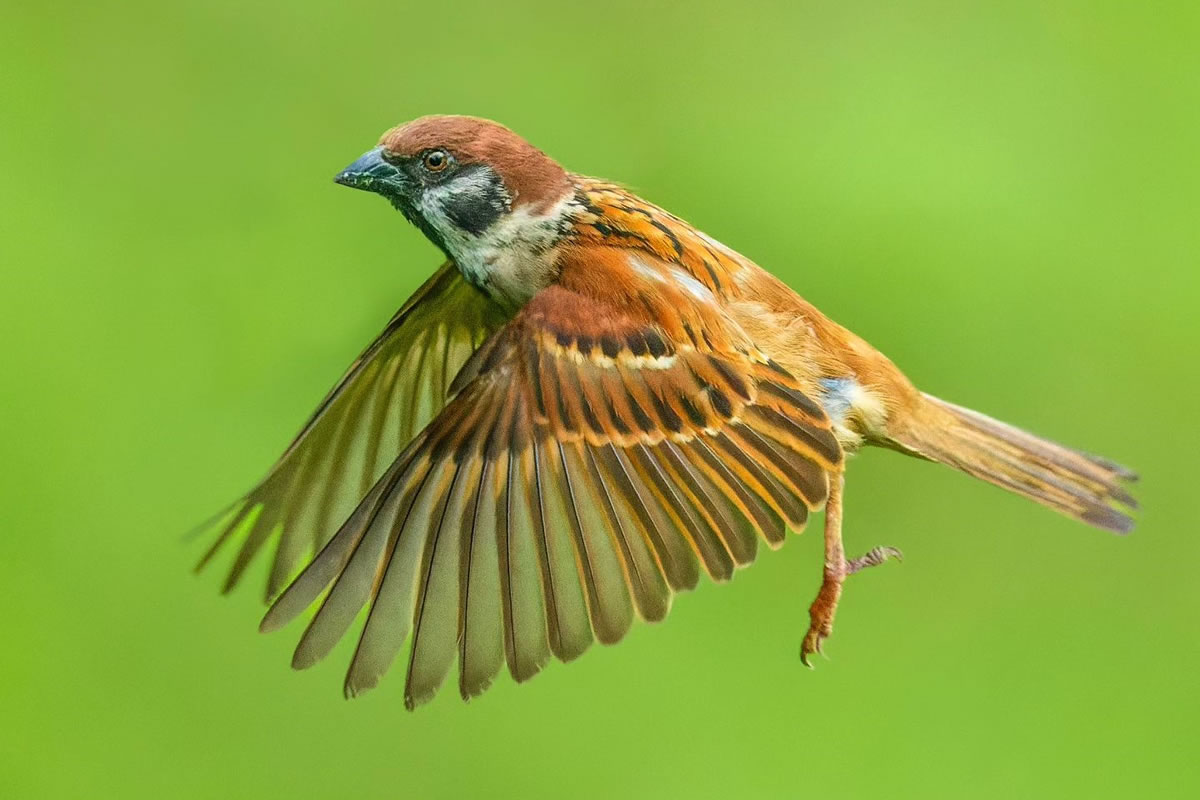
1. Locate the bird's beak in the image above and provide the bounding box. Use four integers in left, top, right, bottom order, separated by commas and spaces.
334, 147, 408, 196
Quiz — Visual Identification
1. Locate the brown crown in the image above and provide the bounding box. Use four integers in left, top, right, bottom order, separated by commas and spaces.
378, 115, 571, 211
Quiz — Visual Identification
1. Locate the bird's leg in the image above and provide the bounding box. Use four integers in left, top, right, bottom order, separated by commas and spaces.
801, 472, 846, 665
801, 473, 901, 665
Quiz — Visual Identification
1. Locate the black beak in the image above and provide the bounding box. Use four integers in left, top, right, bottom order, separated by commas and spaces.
334, 147, 408, 195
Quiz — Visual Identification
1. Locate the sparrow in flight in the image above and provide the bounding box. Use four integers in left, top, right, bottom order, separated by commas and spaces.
199, 116, 1137, 709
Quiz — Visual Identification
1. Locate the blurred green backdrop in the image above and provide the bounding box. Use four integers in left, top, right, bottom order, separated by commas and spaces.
2, 0, 1197, 797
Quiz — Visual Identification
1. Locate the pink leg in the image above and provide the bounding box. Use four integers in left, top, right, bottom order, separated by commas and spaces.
801, 473, 901, 665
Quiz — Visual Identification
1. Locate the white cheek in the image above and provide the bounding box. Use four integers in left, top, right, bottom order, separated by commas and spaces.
416, 185, 470, 248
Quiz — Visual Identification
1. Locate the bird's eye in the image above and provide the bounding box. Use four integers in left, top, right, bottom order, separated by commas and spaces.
422, 150, 449, 173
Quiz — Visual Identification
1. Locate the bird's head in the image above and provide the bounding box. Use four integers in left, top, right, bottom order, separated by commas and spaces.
335, 116, 574, 277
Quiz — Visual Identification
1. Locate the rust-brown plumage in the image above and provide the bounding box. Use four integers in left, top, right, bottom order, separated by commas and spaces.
200, 116, 1137, 708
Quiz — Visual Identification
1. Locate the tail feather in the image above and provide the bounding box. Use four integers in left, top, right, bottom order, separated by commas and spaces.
890, 394, 1138, 533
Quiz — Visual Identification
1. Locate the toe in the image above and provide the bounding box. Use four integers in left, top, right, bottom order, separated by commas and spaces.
846, 545, 904, 574
800, 621, 829, 667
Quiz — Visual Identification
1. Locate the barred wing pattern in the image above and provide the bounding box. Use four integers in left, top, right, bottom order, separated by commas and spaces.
198, 263, 509, 599
260, 282, 844, 707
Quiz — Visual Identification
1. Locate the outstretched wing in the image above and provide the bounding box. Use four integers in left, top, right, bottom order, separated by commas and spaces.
199, 262, 510, 599
261, 268, 844, 708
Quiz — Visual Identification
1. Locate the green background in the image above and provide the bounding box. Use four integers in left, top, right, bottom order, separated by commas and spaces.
2, 1, 1196, 797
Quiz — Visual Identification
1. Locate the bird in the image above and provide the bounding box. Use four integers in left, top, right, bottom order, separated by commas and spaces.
198, 115, 1138, 709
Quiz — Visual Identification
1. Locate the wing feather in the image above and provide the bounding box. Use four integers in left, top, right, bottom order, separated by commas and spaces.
249, 262, 843, 706
530, 432, 593, 661
578, 444, 672, 622
595, 442, 700, 593
294, 452, 431, 672
501, 400, 554, 682
403, 454, 468, 709
678, 438, 787, 549
341, 456, 444, 696
662, 439, 758, 566
457, 452, 504, 700
556, 440, 634, 645
198, 263, 509, 599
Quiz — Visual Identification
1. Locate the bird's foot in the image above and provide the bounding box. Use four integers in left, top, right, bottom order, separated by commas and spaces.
800, 545, 902, 666
846, 545, 903, 575
800, 570, 842, 666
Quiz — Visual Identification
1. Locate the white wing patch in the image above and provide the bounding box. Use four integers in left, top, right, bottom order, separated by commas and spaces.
629, 254, 667, 283
669, 267, 716, 303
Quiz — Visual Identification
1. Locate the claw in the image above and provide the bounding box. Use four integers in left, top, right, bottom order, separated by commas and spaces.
801, 574, 840, 667
800, 623, 833, 667
799, 630, 821, 667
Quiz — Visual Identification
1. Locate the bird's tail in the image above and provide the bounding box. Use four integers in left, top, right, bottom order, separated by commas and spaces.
888, 393, 1138, 533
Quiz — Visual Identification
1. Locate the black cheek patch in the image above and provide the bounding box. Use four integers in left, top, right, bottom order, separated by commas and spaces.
439, 166, 510, 235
